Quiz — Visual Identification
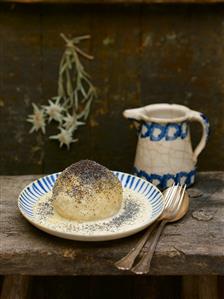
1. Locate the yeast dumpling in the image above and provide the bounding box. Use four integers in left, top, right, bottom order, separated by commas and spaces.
52, 160, 123, 221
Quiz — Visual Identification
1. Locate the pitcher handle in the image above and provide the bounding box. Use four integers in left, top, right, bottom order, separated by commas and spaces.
188, 110, 210, 163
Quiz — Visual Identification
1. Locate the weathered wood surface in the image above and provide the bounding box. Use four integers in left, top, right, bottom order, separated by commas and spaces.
29, 275, 182, 299
2, 0, 224, 3
1, 275, 30, 299
0, 4, 224, 175
181, 276, 219, 299
0, 172, 223, 275
27, 275, 224, 299
0, 275, 223, 299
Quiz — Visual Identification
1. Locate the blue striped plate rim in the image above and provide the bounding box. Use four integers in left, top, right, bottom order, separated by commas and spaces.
18, 171, 164, 241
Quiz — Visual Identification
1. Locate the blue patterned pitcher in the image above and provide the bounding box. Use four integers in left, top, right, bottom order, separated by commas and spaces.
123, 103, 210, 189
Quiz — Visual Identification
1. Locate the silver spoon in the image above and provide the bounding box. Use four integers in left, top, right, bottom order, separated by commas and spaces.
132, 185, 187, 274
115, 184, 179, 270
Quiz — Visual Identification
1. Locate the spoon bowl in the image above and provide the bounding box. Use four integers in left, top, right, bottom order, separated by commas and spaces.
163, 186, 189, 222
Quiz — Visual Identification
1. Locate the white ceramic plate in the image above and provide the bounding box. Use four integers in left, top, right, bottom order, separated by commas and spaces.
18, 171, 164, 241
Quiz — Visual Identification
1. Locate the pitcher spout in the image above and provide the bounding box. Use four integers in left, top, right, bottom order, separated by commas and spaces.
123, 107, 148, 122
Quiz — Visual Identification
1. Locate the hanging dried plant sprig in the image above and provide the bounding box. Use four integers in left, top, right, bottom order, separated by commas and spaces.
27, 33, 97, 149
58, 33, 96, 117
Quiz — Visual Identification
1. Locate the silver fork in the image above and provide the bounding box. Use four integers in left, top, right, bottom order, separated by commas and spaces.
131, 184, 186, 274
115, 184, 179, 270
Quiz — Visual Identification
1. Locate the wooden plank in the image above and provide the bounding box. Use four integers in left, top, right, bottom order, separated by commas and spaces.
2, 0, 224, 4
1, 275, 30, 299
29, 276, 181, 299
198, 276, 218, 299
181, 276, 199, 299
181, 276, 219, 299
218, 276, 224, 299
0, 5, 44, 175
0, 172, 223, 275
88, 5, 141, 172
40, 5, 92, 172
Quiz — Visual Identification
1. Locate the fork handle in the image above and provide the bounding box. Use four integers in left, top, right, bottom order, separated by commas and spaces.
131, 220, 167, 274
115, 221, 158, 270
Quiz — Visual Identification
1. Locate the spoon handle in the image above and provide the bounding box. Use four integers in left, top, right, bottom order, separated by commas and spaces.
115, 221, 158, 270
131, 220, 167, 274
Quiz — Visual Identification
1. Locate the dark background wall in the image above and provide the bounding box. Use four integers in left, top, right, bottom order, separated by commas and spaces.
0, 3, 224, 175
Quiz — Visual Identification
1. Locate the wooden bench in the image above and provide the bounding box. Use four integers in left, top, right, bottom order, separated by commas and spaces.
0, 172, 223, 298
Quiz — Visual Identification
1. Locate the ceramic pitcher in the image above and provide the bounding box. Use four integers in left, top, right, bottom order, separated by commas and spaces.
123, 103, 210, 189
